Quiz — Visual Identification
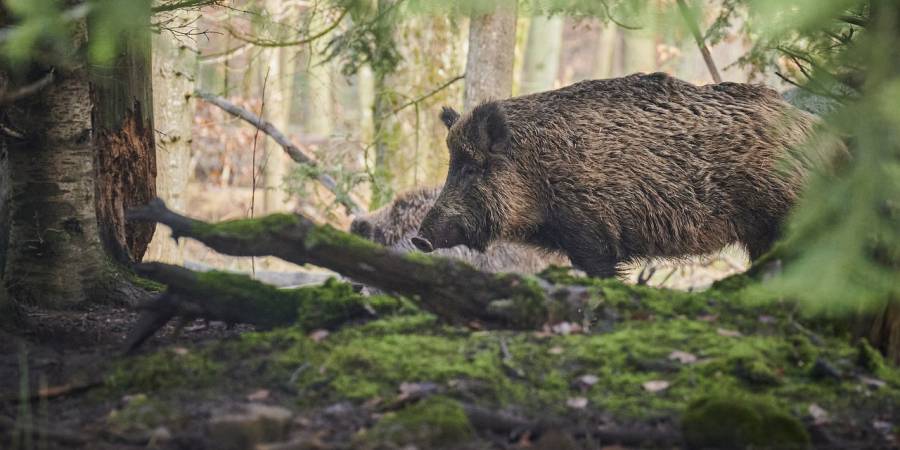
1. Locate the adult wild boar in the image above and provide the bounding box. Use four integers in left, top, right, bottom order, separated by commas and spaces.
351, 186, 568, 274
413, 72, 831, 278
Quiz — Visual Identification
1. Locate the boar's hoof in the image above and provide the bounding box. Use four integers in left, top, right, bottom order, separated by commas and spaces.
411, 236, 434, 253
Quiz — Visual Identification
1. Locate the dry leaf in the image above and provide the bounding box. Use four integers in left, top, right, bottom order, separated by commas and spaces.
246, 389, 270, 401
548, 346, 565, 355
566, 397, 588, 409
578, 374, 599, 387
642, 380, 670, 392
717, 328, 742, 337
808, 404, 829, 424
668, 350, 698, 364
309, 329, 329, 342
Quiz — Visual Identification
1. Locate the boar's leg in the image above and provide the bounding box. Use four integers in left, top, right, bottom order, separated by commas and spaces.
561, 238, 619, 278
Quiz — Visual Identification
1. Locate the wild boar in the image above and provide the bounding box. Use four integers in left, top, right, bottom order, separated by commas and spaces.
413, 72, 832, 278
350, 186, 568, 274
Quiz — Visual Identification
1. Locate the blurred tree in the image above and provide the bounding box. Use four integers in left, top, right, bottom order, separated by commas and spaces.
520, 14, 564, 94
145, 7, 199, 264
463, 0, 517, 109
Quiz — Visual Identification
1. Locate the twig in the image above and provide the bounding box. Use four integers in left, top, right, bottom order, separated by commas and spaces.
152, 0, 219, 14
676, 0, 721, 83
194, 90, 364, 215
0, 70, 55, 105
391, 74, 465, 115
225, 9, 348, 48
249, 68, 271, 276
837, 14, 869, 28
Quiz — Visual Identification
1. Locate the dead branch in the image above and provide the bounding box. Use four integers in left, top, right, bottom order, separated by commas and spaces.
676, 0, 722, 83
0, 70, 54, 105
127, 199, 596, 329
194, 90, 364, 215
123, 263, 404, 351
391, 74, 466, 115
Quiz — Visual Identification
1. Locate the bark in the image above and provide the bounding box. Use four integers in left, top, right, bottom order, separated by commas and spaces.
145, 10, 199, 264
90, 0, 157, 263
520, 15, 563, 94
1, 22, 110, 308
127, 199, 595, 329
464, 0, 518, 110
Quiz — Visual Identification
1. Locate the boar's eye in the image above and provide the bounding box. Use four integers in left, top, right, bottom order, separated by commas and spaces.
459, 164, 477, 178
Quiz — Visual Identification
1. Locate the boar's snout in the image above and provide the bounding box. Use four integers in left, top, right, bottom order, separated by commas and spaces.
416, 214, 468, 252
410, 236, 434, 253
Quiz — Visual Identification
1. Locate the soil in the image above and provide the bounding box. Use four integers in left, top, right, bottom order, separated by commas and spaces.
1, 284, 899, 450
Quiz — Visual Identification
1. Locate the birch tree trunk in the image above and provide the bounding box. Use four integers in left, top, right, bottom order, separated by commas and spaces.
519, 15, 563, 94
1, 21, 111, 308
463, 1, 518, 110
145, 11, 199, 264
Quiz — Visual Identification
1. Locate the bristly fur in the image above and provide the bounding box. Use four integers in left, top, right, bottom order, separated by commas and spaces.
418, 72, 842, 278
440, 106, 461, 129
349, 186, 568, 274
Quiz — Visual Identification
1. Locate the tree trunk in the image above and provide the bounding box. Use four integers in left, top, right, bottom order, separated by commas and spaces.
1, 21, 111, 308
520, 15, 563, 94
370, 0, 400, 209
90, 0, 157, 264
145, 11, 198, 264
463, 1, 518, 110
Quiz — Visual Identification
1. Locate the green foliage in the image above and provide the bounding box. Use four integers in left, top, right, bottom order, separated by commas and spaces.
1, 0, 150, 69
325, 0, 403, 76
744, 1, 900, 314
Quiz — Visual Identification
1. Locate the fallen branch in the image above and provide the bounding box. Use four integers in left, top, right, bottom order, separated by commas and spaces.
124, 264, 404, 352
194, 90, 364, 215
676, 0, 722, 84
127, 199, 596, 329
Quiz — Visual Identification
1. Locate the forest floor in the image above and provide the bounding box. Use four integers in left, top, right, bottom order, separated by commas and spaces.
2, 272, 899, 450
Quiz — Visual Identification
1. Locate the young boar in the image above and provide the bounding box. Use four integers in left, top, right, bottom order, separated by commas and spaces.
350, 186, 568, 274
413, 72, 830, 278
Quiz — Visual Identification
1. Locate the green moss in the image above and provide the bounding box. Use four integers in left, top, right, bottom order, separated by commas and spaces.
359, 396, 473, 449
106, 394, 176, 433
192, 214, 300, 239
682, 394, 810, 450
857, 338, 886, 375
304, 223, 382, 252
105, 348, 223, 393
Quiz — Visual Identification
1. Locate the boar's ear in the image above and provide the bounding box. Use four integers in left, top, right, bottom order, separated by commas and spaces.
471, 101, 510, 153
439, 106, 460, 129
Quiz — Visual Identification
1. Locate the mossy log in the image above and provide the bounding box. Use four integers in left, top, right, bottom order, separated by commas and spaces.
127, 199, 595, 329
125, 263, 405, 351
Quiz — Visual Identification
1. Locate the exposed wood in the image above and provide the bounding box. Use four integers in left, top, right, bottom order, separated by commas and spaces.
676, 0, 722, 84
91, 0, 157, 263
127, 199, 595, 329
194, 90, 364, 215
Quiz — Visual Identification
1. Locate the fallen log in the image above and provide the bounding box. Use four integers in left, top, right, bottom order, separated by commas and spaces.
124, 264, 405, 352
127, 199, 596, 329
